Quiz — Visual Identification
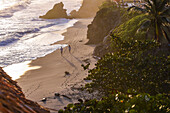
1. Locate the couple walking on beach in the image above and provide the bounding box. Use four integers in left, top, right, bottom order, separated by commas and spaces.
60, 45, 71, 55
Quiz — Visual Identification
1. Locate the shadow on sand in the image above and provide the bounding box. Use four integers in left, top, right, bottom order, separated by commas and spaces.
70, 53, 83, 64
62, 56, 77, 68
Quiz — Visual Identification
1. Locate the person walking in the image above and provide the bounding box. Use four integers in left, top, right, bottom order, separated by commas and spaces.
60, 46, 63, 55
68, 45, 71, 53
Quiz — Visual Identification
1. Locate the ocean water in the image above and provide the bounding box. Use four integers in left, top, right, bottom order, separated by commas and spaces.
0, 0, 83, 68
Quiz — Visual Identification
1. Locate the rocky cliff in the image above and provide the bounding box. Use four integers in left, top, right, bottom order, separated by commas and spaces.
0, 67, 50, 113
39, 2, 68, 19
86, 7, 122, 44
70, 0, 106, 18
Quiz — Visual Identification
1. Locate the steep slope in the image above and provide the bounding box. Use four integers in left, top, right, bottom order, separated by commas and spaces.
0, 67, 49, 113
86, 7, 121, 44
70, 0, 106, 18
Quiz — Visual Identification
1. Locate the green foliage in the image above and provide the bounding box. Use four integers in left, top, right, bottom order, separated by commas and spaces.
128, 0, 170, 43
99, 0, 118, 10
120, 9, 142, 23
85, 37, 169, 96
59, 93, 170, 113
113, 14, 149, 40
99, 0, 141, 27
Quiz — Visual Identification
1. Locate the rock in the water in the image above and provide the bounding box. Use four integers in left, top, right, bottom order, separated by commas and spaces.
39, 2, 68, 19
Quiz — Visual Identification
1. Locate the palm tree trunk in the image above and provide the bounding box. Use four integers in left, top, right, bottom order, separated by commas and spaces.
154, 19, 159, 42
155, 22, 160, 42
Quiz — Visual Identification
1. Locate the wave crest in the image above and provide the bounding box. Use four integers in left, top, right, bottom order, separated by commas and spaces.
0, 0, 31, 18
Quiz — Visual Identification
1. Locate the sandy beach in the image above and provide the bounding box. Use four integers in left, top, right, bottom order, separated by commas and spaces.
16, 18, 96, 111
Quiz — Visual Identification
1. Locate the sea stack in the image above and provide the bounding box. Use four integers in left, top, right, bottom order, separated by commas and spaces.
39, 2, 68, 19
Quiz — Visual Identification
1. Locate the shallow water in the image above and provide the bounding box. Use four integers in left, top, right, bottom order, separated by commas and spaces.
0, 0, 82, 80
0, 0, 82, 67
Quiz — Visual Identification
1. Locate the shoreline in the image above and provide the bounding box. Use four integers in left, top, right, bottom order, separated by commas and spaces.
16, 18, 97, 111
3, 19, 78, 80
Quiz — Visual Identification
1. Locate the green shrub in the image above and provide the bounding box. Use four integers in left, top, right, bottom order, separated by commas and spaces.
59, 93, 170, 113
99, 0, 118, 9
85, 37, 169, 96
113, 14, 149, 40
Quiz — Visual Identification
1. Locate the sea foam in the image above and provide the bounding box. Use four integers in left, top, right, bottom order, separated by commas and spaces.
0, 0, 83, 79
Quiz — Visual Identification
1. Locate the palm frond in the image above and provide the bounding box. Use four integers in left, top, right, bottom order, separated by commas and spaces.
146, 0, 153, 8
152, 0, 158, 8
161, 17, 170, 25
161, 26, 170, 43
137, 20, 151, 32
127, 6, 146, 12
143, 4, 153, 14
160, 7, 170, 16
159, 0, 169, 11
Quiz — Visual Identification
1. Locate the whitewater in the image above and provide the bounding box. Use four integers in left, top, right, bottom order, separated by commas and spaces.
0, 0, 83, 79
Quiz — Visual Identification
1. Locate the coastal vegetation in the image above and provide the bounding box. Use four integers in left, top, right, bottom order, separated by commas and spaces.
1, 0, 169, 112
60, 0, 170, 112
87, 0, 141, 44
85, 37, 169, 96
128, 0, 170, 43
59, 93, 169, 112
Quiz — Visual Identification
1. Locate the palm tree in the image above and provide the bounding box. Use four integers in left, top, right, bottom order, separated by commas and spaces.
128, 0, 170, 44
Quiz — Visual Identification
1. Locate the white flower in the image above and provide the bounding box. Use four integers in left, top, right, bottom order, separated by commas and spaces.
131, 104, 135, 108
145, 95, 150, 101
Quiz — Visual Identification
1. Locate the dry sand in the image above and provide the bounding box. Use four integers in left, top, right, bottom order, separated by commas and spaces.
17, 18, 96, 112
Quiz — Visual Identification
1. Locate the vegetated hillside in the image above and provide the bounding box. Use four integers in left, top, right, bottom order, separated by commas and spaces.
59, 34, 170, 113
0, 67, 50, 113
93, 13, 147, 57
86, 0, 140, 45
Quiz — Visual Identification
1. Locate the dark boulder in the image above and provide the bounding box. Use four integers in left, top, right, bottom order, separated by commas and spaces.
93, 32, 113, 57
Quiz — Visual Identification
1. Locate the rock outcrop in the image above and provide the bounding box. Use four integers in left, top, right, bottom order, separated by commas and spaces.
70, 0, 106, 18
86, 7, 121, 44
39, 2, 68, 19
0, 67, 50, 113
93, 32, 113, 57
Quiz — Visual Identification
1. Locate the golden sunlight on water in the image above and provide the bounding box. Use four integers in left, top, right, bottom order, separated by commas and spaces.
0, 0, 18, 10
3, 61, 41, 80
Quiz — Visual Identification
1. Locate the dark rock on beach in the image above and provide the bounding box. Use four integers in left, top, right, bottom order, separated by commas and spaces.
54, 93, 60, 97
39, 2, 68, 19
